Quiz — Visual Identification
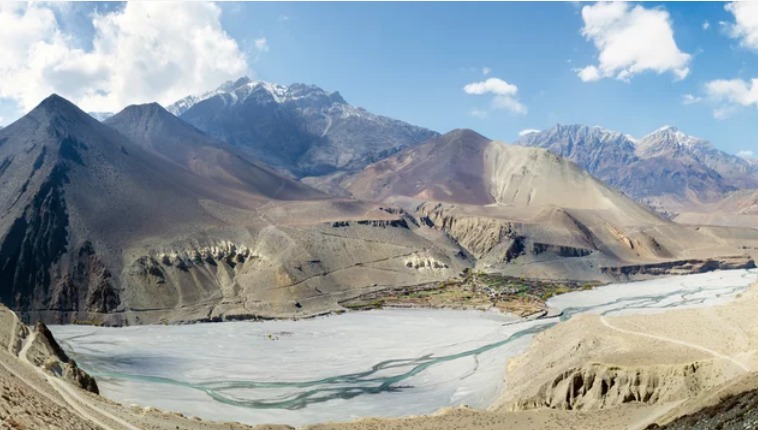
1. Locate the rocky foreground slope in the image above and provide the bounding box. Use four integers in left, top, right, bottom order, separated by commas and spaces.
0, 304, 294, 430
646, 375, 758, 430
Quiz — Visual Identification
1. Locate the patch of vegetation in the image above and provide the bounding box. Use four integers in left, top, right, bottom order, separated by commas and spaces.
340, 272, 602, 317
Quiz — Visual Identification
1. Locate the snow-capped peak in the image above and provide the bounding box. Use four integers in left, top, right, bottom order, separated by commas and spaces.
166, 77, 345, 116
640, 125, 707, 151
631, 125, 726, 161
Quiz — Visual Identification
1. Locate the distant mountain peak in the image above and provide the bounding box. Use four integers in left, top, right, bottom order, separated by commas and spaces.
107, 103, 197, 140
655, 124, 677, 132
118, 102, 177, 120
517, 122, 758, 209
444, 128, 489, 141
638, 125, 709, 155
166, 77, 346, 116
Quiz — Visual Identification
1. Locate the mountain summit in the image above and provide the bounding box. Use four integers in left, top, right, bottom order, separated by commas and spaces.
167, 77, 438, 177
518, 124, 758, 213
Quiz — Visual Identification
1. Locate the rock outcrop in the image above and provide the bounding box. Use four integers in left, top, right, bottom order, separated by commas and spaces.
511, 361, 726, 411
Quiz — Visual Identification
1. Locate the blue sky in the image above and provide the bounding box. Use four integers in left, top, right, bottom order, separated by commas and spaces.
1, 2, 758, 157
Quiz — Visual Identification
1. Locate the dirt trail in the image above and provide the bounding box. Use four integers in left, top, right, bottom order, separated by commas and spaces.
599, 315, 751, 372
16, 327, 140, 430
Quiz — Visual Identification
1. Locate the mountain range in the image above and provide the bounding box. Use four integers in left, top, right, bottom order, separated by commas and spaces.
166, 79, 758, 217
518, 124, 758, 215
0, 80, 756, 324
0, 94, 459, 324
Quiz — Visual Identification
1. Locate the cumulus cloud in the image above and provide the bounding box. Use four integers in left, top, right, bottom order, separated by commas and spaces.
518, 129, 540, 137
737, 150, 755, 159
0, 2, 250, 114
704, 78, 758, 118
577, 2, 691, 82
482, 67, 491, 76
726, 2, 758, 50
463, 77, 527, 115
703, 20, 711, 30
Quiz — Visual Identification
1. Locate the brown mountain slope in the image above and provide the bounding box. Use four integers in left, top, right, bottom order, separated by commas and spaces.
341, 130, 758, 280
104, 103, 321, 200
345, 129, 661, 224
0, 95, 467, 324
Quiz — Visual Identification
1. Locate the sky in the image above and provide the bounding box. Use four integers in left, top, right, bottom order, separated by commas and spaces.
1, 2, 758, 158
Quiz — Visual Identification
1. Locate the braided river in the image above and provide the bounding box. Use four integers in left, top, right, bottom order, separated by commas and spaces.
52, 269, 758, 426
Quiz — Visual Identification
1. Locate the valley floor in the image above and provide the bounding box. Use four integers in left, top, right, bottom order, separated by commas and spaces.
6, 271, 758, 430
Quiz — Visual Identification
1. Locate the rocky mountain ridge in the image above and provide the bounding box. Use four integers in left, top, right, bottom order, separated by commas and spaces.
518, 124, 758, 214
167, 77, 438, 177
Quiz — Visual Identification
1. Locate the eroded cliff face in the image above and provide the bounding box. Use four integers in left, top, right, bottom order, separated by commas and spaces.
510, 361, 727, 411
94, 214, 469, 325
413, 203, 669, 269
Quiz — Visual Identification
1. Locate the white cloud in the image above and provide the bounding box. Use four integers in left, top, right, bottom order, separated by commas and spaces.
703, 20, 710, 30
0, 2, 249, 114
464, 78, 517, 96
463, 77, 526, 115
577, 65, 601, 82
577, 2, 691, 82
254, 37, 269, 52
705, 78, 758, 118
737, 150, 755, 159
482, 67, 491, 76
518, 128, 540, 137
682, 94, 702, 105
726, 2, 758, 50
